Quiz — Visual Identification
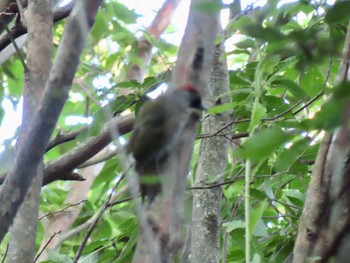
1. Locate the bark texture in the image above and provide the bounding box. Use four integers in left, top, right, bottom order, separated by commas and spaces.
0, 0, 101, 243
7, 1, 52, 261
190, 39, 231, 263
293, 21, 350, 262
35, 0, 181, 259
132, 0, 220, 262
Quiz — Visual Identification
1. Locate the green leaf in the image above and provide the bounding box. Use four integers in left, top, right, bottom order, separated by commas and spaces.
272, 77, 308, 99
7, 60, 24, 97
275, 138, 309, 172
116, 227, 138, 262
332, 81, 350, 99
208, 101, 235, 114
287, 196, 304, 207
90, 13, 108, 40
235, 39, 256, 49
229, 71, 252, 86
325, 2, 350, 25
236, 126, 293, 162
249, 102, 266, 131
250, 188, 267, 200
46, 249, 73, 263
249, 201, 268, 238
113, 3, 140, 24
309, 99, 345, 130
223, 220, 245, 233
300, 66, 324, 97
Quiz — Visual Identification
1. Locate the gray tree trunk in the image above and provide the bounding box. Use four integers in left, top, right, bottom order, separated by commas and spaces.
7, 1, 52, 262
293, 21, 350, 263
131, 0, 220, 262
190, 39, 231, 263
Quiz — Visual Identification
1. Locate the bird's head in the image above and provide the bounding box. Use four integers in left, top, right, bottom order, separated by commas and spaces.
179, 84, 206, 111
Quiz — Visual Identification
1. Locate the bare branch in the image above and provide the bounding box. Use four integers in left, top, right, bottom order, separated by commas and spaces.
146, 0, 181, 39
0, 1, 73, 52
0, 15, 27, 69
43, 114, 134, 185
73, 173, 126, 263
33, 231, 61, 263
46, 126, 88, 152
38, 200, 86, 220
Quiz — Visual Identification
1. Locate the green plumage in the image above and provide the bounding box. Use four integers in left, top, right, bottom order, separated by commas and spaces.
128, 87, 204, 202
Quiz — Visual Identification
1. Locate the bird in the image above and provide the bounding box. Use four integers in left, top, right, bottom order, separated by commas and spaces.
127, 84, 205, 202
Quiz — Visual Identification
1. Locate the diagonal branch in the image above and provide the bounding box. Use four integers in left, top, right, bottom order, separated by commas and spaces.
43, 114, 134, 185
0, 0, 102, 243
0, 0, 74, 52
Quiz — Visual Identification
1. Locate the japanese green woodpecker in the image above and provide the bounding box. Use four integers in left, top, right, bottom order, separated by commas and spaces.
128, 84, 205, 202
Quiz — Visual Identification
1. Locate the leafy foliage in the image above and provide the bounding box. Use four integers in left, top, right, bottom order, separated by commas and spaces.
0, 0, 349, 262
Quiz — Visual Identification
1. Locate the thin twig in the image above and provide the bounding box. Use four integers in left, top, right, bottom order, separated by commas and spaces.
107, 196, 134, 207
292, 91, 324, 116
78, 148, 121, 168
38, 200, 87, 220
187, 177, 242, 190
73, 173, 126, 263
262, 214, 299, 219
0, 16, 27, 71
198, 118, 250, 139
46, 127, 89, 152
199, 99, 305, 141
1, 243, 9, 263
269, 201, 297, 229
197, 131, 249, 140
15, 0, 25, 25
34, 231, 61, 263
271, 198, 301, 209
262, 99, 303, 121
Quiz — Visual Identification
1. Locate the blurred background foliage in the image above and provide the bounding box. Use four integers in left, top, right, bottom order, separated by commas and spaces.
0, 0, 348, 262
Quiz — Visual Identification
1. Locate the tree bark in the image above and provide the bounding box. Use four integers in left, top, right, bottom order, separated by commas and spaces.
132, 0, 220, 262
36, 164, 103, 261
190, 37, 231, 263
0, 0, 102, 243
7, 1, 52, 262
293, 20, 350, 262
35, 0, 182, 259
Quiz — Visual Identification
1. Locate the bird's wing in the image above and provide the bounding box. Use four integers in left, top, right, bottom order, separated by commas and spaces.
128, 99, 186, 160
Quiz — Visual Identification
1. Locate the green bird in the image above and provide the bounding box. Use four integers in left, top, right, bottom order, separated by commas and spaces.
128, 84, 205, 202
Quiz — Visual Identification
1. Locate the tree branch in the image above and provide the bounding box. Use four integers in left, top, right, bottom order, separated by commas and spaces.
0, 0, 73, 52
0, 0, 102, 242
73, 173, 126, 263
46, 126, 88, 152
43, 114, 134, 185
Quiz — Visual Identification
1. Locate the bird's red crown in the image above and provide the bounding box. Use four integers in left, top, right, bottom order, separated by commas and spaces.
180, 84, 198, 92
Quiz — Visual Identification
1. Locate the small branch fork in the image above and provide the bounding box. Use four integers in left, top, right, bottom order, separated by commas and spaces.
72, 173, 126, 263
38, 200, 87, 220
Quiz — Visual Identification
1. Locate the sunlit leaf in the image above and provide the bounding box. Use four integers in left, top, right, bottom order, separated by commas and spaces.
236, 126, 293, 162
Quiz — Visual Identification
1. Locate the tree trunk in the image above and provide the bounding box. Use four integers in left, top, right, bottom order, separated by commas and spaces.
7, 1, 52, 262
131, 0, 220, 262
293, 20, 350, 263
190, 39, 231, 263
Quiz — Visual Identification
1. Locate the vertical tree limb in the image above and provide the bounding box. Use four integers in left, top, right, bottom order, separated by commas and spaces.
35, 0, 183, 259
190, 37, 231, 263
0, 0, 102, 243
132, 0, 220, 262
293, 20, 350, 262
6, 1, 52, 261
